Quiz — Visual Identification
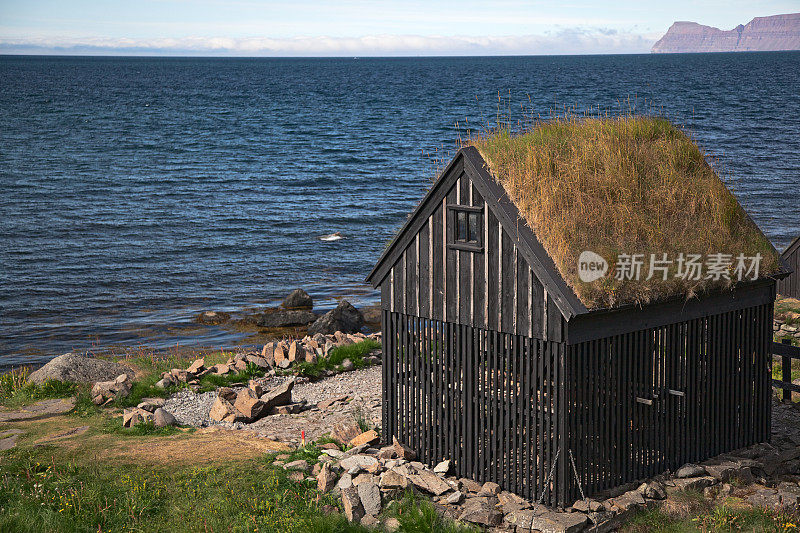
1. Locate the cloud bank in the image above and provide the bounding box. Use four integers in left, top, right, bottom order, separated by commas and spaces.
0, 30, 656, 56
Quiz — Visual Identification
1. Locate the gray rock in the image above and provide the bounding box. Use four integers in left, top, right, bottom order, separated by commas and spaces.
153, 408, 177, 428
530, 511, 588, 533
137, 398, 165, 412
282, 289, 313, 310
674, 476, 716, 492
446, 491, 464, 504
433, 459, 451, 474
340, 454, 379, 471
675, 463, 707, 478
341, 359, 355, 372
257, 309, 317, 328
357, 482, 382, 516
640, 481, 667, 500
458, 497, 502, 526
308, 300, 364, 335
29, 353, 134, 384
341, 486, 365, 522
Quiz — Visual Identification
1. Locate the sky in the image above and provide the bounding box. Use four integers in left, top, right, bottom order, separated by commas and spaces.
0, 0, 798, 56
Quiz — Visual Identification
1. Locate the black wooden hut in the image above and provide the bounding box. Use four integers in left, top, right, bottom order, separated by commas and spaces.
366, 136, 787, 506
778, 235, 800, 299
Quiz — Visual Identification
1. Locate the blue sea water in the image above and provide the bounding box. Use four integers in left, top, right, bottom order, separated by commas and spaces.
1, 53, 799, 369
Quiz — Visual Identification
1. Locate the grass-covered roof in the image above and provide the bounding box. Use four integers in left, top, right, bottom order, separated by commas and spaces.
470, 115, 780, 310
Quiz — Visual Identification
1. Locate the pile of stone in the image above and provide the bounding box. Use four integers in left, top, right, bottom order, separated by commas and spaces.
123, 397, 178, 428
91, 374, 133, 405
261, 331, 380, 370
286, 432, 800, 533
208, 379, 301, 423
154, 353, 272, 389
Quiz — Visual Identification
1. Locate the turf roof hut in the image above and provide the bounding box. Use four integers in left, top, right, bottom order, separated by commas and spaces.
777, 234, 800, 299
366, 116, 788, 506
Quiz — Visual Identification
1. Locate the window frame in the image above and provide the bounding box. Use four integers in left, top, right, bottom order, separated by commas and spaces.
447, 204, 484, 252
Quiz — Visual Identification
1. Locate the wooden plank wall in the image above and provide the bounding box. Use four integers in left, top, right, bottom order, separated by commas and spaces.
777, 242, 800, 299
381, 172, 565, 341
565, 301, 773, 500
382, 309, 567, 506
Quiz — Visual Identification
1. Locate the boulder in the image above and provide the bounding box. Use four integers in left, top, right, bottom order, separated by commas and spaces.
257, 309, 317, 328
287, 341, 304, 362
260, 380, 294, 411
196, 311, 230, 325
29, 353, 134, 384
308, 300, 364, 335
675, 463, 706, 478
446, 491, 464, 504
153, 408, 177, 428
282, 289, 313, 310
341, 358, 355, 371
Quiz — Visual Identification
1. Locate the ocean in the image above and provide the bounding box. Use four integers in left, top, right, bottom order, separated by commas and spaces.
1, 52, 799, 370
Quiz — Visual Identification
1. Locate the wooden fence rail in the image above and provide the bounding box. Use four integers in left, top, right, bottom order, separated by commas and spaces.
772, 338, 800, 402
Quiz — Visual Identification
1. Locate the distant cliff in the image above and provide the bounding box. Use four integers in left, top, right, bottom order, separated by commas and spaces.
652, 13, 800, 53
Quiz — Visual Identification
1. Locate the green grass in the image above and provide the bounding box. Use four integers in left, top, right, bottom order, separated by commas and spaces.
293, 339, 381, 379
622, 498, 800, 533
0, 366, 77, 408
0, 439, 474, 533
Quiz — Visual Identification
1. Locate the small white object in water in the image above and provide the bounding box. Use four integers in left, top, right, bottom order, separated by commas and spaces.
318, 232, 344, 241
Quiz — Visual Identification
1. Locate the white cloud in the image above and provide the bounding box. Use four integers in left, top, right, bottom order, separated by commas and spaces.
0, 30, 658, 56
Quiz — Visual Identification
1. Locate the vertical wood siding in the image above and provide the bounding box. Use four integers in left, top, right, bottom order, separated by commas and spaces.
383, 173, 564, 340
564, 302, 773, 500
382, 310, 566, 506
778, 242, 800, 299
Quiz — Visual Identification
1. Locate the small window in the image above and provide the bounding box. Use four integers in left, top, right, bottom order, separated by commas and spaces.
448, 205, 483, 252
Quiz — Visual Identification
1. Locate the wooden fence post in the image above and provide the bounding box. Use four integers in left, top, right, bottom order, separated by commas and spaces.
783, 338, 793, 404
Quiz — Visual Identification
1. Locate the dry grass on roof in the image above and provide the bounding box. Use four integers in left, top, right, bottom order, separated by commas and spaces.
470, 114, 779, 309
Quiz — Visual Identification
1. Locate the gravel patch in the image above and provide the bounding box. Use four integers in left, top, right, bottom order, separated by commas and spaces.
163, 389, 217, 426
161, 365, 383, 441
